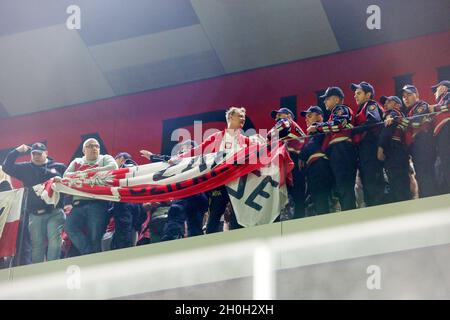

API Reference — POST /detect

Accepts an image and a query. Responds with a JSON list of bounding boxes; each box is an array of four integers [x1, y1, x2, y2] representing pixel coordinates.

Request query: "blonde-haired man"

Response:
[[176, 107, 250, 233]]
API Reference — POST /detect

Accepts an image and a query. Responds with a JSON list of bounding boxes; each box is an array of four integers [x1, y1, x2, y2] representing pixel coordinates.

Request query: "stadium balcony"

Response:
[[1, 193, 449, 299]]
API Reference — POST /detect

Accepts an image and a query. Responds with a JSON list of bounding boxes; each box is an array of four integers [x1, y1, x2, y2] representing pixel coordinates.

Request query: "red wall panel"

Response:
[[0, 31, 449, 170]]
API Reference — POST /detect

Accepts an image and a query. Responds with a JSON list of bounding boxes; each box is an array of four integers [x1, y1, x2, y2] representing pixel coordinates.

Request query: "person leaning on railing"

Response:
[[268, 107, 307, 220], [299, 106, 334, 215], [429, 80, 450, 193], [377, 96, 412, 202], [172, 106, 250, 234], [398, 85, 438, 198], [307, 87, 357, 211], [350, 81, 387, 207], [61, 138, 118, 256]]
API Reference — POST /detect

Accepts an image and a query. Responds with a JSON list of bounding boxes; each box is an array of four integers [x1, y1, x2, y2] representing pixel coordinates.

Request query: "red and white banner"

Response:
[[45, 141, 293, 227], [226, 162, 289, 227], [0, 189, 24, 258]]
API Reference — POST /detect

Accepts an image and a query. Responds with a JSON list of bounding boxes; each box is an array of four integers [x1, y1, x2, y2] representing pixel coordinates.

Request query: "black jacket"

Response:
[[299, 134, 325, 166], [2, 149, 67, 211]]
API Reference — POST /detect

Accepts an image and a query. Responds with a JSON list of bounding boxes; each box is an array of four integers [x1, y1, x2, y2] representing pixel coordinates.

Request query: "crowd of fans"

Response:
[[0, 79, 448, 267]]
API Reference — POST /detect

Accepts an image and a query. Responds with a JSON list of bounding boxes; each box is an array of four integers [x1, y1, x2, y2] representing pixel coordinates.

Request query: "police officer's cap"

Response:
[[320, 87, 344, 99], [431, 80, 450, 93], [401, 84, 418, 94], [380, 95, 402, 106], [300, 106, 323, 117], [351, 81, 375, 97], [270, 107, 294, 119]]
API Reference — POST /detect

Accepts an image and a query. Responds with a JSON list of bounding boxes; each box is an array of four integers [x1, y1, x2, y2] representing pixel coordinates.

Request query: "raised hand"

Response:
[[16, 144, 31, 153], [140, 149, 153, 160], [307, 125, 317, 134]]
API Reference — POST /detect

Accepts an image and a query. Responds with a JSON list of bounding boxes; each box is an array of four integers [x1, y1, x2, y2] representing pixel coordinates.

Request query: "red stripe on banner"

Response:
[[119, 162, 262, 202], [54, 141, 294, 203], [57, 142, 292, 203], [69, 185, 116, 196], [117, 142, 292, 203], [0, 220, 20, 258]]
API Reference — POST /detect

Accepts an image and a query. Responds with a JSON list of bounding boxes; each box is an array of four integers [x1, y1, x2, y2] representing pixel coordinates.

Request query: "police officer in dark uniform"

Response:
[[270, 107, 307, 219], [307, 87, 357, 211], [351, 81, 386, 206], [299, 106, 333, 214], [400, 84, 438, 198], [377, 96, 411, 202], [430, 80, 450, 193]]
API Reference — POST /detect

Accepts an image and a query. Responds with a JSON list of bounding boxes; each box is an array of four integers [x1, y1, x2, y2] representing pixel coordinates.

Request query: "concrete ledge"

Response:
[[0, 194, 449, 299]]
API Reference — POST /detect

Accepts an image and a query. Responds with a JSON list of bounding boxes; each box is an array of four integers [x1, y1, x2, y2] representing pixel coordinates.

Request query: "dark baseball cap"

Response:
[[300, 106, 323, 117], [31, 142, 47, 153], [320, 86, 344, 99], [114, 152, 132, 160], [270, 107, 294, 119], [351, 81, 375, 97], [401, 84, 418, 94], [380, 95, 402, 105], [431, 80, 450, 93]]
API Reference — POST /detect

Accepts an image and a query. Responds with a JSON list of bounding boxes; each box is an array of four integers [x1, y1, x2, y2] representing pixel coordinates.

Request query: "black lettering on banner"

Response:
[[245, 176, 279, 211], [211, 165, 229, 177], [180, 155, 208, 173], [220, 166, 230, 174], [225, 175, 247, 200], [190, 165, 229, 185], [129, 188, 148, 195], [192, 175, 209, 185], [175, 182, 189, 190], [211, 151, 226, 169], [153, 165, 176, 182], [181, 156, 196, 173], [251, 170, 261, 177], [149, 187, 165, 195], [198, 155, 208, 172]]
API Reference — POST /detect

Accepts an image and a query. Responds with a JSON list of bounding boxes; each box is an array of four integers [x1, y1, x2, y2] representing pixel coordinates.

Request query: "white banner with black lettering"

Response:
[[42, 141, 293, 228], [226, 163, 288, 227]]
